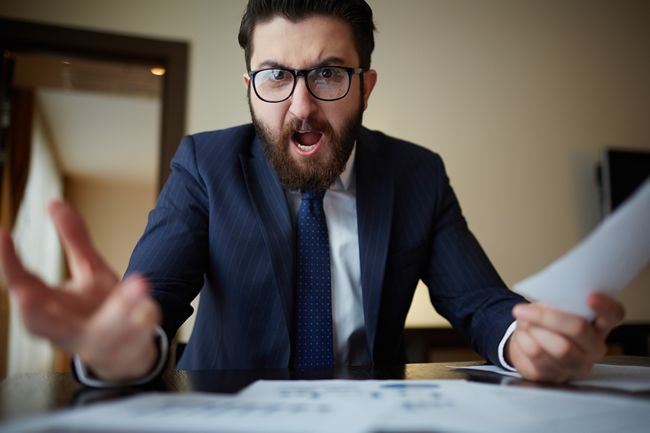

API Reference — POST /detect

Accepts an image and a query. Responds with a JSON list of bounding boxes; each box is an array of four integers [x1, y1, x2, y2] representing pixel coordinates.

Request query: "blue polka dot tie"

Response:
[[293, 190, 334, 368]]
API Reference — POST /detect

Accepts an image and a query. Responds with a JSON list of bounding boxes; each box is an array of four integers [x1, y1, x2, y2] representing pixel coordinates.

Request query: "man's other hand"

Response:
[[0, 200, 161, 382], [507, 294, 625, 382]]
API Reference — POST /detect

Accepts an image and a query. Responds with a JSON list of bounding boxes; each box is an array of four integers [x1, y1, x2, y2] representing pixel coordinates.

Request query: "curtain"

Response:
[[5, 93, 64, 376]]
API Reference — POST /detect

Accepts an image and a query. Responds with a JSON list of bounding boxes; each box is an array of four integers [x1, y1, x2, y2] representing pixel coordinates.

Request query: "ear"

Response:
[[242, 72, 251, 89], [361, 69, 377, 110]]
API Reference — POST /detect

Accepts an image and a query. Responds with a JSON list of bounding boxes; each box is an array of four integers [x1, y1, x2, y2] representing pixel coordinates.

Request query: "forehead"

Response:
[[250, 15, 359, 69]]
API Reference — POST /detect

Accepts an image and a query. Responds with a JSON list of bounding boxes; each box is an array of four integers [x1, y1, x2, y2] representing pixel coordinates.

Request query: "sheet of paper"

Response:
[[374, 379, 650, 433], [514, 178, 650, 319], [2, 380, 649, 433], [451, 363, 650, 392], [0, 391, 379, 433], [240, 379, 650, 433], [237, 378, 447, 402]]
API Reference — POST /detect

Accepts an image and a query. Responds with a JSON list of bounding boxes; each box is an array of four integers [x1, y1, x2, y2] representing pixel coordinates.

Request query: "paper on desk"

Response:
[[514, 178, 650, 319], [451, 363, 650, 392], [0, 391, 379, 433], [374, 379, 650, 433], [240, 379, 650, 433], [2, 380, 649, 433], [237, 378, 447, 402]]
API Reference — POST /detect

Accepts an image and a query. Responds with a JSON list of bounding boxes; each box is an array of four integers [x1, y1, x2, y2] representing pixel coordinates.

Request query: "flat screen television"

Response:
[[598, 147, 650, 216]]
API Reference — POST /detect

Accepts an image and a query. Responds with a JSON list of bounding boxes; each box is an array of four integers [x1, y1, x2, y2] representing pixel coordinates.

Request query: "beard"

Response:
[[250, 98, 363, 192]]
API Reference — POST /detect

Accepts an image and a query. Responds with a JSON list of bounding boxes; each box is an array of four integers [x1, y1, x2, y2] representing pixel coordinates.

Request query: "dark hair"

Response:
[[238, 0, 375, 70]]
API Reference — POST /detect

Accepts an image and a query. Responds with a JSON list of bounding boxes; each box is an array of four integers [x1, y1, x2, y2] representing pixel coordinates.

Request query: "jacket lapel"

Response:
[[355, 128, 395, 360], [240, 137, 295, 333]]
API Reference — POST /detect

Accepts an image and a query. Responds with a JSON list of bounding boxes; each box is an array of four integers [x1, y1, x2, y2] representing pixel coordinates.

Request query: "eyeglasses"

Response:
[[248, 66, 365, 103]]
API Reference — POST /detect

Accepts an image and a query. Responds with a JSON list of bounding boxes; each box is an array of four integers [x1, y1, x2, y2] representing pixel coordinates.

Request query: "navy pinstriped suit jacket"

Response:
[[126, 124, 525, 370]]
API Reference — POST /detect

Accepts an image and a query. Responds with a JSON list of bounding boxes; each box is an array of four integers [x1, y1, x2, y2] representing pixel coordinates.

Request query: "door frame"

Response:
[[0, 17, 188, 189]]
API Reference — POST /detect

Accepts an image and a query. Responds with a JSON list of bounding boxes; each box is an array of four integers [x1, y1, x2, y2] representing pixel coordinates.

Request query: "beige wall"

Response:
[[66, 178, 156, 276], [2, 0, 648, 326]]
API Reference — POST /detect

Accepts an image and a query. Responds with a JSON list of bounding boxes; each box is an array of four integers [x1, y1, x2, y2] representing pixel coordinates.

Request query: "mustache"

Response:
[[284, 116, 333, 137], [290, 118, 314, 132]]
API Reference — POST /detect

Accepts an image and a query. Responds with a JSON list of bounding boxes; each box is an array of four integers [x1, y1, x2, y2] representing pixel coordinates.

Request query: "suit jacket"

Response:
[[126, 124, 525, 370]]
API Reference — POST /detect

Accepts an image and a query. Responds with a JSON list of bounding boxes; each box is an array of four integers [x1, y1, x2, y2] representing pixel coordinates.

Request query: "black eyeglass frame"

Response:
[[248, 66, 365, 103]]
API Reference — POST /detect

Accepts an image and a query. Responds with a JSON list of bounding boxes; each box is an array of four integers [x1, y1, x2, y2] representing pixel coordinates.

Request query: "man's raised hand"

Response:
[[0, 200, 161, 382]]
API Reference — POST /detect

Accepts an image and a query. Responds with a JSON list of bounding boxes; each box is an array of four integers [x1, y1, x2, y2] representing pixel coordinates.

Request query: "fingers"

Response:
[[513, 303, 598, 354], [524, 324, 597, 379], [0, 228, 59, 301], [524, 325, 582, 365], [1, 228, 111, 351], [4, 206, 159, 382], [17, 288, 87, 351], [48, 201, 115, 287], [588, 293, 625, 336], [93, 274, 151, 323], [509, 327, 570, 382]]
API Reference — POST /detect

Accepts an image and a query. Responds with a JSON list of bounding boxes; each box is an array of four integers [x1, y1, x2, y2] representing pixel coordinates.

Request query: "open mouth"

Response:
[[292, 131, 323, 156]]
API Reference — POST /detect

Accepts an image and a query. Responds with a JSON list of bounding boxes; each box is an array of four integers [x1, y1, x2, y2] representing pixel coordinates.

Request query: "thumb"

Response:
[[588, 293, 625, 336], [117, 274, 150, 307], [78, 275, 156, 372], [99, 274, 151, 321]]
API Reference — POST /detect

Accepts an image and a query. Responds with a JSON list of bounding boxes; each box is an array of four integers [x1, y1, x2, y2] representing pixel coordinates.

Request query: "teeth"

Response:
[[297, 143, 316, 151]]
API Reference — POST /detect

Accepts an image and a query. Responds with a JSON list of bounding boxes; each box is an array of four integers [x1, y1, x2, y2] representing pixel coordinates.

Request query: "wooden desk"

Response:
[[1, 357, 649, 423]]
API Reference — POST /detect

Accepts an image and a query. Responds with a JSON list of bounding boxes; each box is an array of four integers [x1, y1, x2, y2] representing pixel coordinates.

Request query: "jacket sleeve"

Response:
[[126, 135, 210, 344], [421, 155, 526, 366]]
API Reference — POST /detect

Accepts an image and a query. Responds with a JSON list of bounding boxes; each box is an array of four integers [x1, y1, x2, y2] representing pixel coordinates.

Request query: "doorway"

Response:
[[0, 18, 188, 379]]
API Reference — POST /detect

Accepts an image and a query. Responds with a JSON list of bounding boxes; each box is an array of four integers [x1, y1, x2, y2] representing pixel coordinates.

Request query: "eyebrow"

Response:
[[255, 56, 347, 70]]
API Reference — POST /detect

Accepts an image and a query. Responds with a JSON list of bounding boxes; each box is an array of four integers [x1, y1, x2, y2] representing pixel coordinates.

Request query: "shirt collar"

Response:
[[336, 143, 356, 191]]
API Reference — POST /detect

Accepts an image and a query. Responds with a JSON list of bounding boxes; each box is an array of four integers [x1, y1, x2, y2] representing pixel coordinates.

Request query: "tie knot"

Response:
[[301, 190, 326, 202]]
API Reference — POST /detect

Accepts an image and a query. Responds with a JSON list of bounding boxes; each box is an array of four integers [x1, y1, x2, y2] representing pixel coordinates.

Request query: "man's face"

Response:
[[243, 15, 377, 191]]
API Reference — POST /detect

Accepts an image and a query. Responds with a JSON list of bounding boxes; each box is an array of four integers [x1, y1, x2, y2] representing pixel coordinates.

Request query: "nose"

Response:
[[288, 76, 317, 119]]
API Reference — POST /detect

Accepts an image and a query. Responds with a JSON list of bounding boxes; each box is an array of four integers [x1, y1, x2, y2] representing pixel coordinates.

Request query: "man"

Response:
[[0, 0, 623, 386]]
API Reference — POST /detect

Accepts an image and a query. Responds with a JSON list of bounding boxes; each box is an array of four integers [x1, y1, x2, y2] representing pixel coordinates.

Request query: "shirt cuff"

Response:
[[73, 325, 168, 388], [497, 320, 518, 372]]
